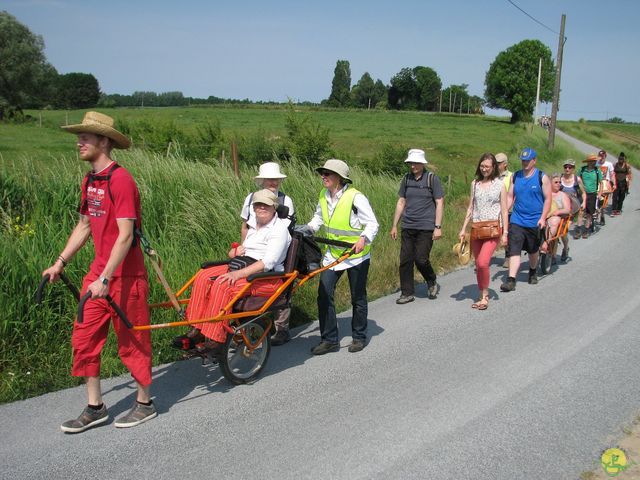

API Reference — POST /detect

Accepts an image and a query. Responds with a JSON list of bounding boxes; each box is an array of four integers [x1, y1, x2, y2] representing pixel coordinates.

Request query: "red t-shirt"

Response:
[[79, 163, 146, 277]]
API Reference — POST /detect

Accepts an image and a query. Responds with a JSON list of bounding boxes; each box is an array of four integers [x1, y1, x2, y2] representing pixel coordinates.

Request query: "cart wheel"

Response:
[[221, 318, 271, 385], [539, 251, 552, 275]]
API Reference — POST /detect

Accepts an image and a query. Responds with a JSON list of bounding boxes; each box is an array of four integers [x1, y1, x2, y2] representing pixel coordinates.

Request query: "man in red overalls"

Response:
[[42, 112, 155, 433]]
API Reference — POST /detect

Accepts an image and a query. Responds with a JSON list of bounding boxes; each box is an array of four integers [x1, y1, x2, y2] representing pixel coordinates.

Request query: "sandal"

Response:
[[476, 295, 489, 311], [172, 328, 205, 351]]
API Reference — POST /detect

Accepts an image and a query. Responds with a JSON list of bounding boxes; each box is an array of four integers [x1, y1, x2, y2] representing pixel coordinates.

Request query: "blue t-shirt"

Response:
[[510, 168, 545, 228]]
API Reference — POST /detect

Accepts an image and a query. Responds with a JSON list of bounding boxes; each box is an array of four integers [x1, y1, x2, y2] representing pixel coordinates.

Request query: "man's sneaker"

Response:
[[500, 277, 516, 292], [348, 339, 366, 353], [528, 271, 538, 285], [310, 341, 339, 355], [271, 329, 291, 346], [427, 282, 439, 299], [560, 248, 569, 262], [61, 404, 109, 434], [582, 230, 589, 239], [114, 401, 157, 428], [395, 295, 415, 305]]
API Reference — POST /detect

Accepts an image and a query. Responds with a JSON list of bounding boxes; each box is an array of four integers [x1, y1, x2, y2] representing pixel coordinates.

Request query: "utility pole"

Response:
[[548, 14, 566, 149], [534, 57, 542, 125]]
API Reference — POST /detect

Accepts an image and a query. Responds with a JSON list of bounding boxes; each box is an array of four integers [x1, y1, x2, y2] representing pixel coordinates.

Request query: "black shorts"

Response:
[[585, 192, 597, 215], [507, 223, 541, 256]]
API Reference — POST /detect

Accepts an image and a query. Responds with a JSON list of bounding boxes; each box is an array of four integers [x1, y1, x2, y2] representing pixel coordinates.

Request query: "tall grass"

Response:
[[1, 108, 586, 402]]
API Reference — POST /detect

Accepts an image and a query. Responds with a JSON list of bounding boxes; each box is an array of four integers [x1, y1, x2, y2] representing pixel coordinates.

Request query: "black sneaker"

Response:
[[395, 295, 415, 305], [310, 341, 339, 355], [500, 277, 516, 292], [114, 401, 157, 428], [528, 271, 538, 285], [61, 404, 109, 433], [348, 339, 366, 353], [427, 282, 439, 299], [271, 330, 291, 346], [560, 248, 569, 262]]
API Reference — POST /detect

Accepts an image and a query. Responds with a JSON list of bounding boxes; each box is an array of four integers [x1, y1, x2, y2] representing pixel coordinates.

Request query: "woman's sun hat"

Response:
[[61, 111, 131, 149], [452, 235, 471, 266], [404, 149, 428, 164], [316, 159, 352, 183], [255, 162, 287, 180], [251, 189, 279, 208]]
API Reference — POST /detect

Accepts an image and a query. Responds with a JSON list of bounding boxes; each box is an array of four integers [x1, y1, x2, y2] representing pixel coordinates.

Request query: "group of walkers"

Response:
[[41, 111, 632, 434]]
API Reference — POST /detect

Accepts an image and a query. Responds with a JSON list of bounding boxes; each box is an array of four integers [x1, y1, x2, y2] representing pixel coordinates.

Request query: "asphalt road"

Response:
[[2, 133, 638, 480]]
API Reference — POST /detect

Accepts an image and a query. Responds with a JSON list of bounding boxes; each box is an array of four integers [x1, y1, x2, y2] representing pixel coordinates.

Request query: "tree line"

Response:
[[2, 9, 557, 123]]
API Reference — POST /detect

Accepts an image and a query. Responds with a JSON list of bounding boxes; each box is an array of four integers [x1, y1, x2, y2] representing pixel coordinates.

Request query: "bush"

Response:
[[284, 104, 333, 164]]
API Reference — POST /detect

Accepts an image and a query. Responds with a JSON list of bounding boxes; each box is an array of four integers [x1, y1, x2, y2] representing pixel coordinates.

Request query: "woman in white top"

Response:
[[459, 153, 509, 310]]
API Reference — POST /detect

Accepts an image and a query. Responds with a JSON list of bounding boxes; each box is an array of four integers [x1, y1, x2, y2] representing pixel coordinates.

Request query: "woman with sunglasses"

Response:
[[560, 160, 586, 258], [541, 174, 572, 259]]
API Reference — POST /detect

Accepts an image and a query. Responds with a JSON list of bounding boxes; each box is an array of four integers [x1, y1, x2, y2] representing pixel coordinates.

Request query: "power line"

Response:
[[506, 0, 560, 36]]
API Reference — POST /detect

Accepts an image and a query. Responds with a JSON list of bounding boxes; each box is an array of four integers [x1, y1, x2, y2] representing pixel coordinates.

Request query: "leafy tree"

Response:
[[351, 72, 375, 109], [388, 67, 417, 110], [413, 66, 441, 111], [327, 60, 351, 107], [55, 72, 100, 109], [0, 11, 57, 119], [373, 80, 388, 107], [485, 39, 555, 123]]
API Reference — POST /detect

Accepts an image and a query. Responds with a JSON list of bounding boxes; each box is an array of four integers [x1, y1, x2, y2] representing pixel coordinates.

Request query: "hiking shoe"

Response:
[[395, 295, 415, 305], [61, 404, 109, 433], [500, 277, 516, 292], [599, 215, 605, 226], [582, 230, 589, 239], [427, 282, 440, 299], [271, 329, 291, 346], [573, 228, 581, 240], [310, 341, 339, 355], [114, 401, 157, 428], [348, 340, 366, 353], [560, 248, 569, 262], [528, 271, 538, 285]]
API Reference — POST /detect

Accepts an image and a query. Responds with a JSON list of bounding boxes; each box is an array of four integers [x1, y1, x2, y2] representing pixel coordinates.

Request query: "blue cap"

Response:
[[519, 148, 537, 161]]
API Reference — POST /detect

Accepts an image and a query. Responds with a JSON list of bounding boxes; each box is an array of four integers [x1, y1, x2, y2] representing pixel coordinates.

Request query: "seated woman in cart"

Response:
[[173, 189, 291, 356], [540, 173, 571, 254]]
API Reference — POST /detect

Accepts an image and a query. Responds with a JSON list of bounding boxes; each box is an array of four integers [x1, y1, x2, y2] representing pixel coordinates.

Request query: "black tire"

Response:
[[539, 252, 552, 275], [221, 318, 271, 385]]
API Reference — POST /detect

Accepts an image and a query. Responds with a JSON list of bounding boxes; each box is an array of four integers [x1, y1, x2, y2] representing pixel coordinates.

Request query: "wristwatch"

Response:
[[434, 225, 442, 229], [98, 276, 109, 286]]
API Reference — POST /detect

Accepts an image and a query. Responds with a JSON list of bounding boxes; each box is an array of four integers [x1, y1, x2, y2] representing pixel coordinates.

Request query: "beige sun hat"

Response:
[[316, 159, 352, 183], [251, 189, 279, 208], [404, 149, 428, 164], [61, 111, 131, 149], [495, 153, 508, 164], [452, 234, 471, 266]]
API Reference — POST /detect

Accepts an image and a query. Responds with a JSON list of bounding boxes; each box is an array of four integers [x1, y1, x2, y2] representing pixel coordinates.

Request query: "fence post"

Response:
[[166, 141, 172, 156]]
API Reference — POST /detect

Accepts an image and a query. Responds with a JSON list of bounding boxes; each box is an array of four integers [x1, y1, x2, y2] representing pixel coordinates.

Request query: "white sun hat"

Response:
[[255, 162, 287, 179], [404, 149, 428, 164]]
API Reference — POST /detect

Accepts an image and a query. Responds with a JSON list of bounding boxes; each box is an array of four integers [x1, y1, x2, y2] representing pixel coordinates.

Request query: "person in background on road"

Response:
[[240, 162, 295, 346], [541, 173, 571, 256], [42, 112, 155, 433], [596, 149, 616, 225], [301, 159, 379, 355], [612, 152, 632, 215], [390, 149, 444, 304], [458, 153, 508, 310], [496, 152, 512, 268], [500, 148, 551, 292], [559, 159, 586, 260], [577, 154, 603, 238]]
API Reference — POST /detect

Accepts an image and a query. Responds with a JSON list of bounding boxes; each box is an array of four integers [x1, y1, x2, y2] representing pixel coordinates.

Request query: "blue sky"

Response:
[[5, 0, 640, 121]]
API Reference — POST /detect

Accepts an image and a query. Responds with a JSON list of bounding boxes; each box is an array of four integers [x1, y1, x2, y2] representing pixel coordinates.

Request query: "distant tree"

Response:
[[373, 80, 388, 107], [485, 39, 555, 123], [413, 66, 441, 111], [388, 68, 417, 110], [327, 60, 351, 107], [55, 72, 100, 109], [607, 117, 624, 124], [351, 72, 375, 109], [0, 11, 57, 119]]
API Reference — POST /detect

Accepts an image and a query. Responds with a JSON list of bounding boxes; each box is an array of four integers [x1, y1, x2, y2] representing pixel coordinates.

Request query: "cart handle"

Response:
[[36, 273, 81, 304], [313, 237, 355, 249], [77, 292, 133, 329]]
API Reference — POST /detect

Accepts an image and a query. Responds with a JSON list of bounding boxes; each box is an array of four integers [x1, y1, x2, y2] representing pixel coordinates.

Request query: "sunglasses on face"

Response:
[[564, 165, 574, 169], [318, 169, 332, 177]]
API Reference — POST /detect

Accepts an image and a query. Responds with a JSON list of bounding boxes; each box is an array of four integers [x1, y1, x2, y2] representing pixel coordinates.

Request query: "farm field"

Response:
[[558, 120, 640, 166], [1, 105, 586, 401]]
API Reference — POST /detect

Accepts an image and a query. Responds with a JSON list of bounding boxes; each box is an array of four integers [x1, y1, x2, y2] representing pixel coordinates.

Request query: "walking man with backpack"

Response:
[[578, 154, 603, 238], [42, 112, 155, 433], [390, 149, 444, 304], [501, 148, 551, 292]]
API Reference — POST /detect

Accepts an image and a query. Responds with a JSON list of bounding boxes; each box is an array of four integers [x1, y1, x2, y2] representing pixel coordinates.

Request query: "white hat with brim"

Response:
[[316, 159, 352, 183], [255, 162, 287, 180], [251, 189, 279, 208], [61, 111, 131, 149], [404, 149, 427, 164]]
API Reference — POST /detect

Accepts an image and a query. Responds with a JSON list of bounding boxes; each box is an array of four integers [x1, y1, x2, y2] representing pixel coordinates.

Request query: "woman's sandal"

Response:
[[476, 295, 489, 311]]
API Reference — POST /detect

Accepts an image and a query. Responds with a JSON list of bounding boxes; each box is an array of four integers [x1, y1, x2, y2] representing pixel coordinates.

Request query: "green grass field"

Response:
[[1, 105, 587, 402]]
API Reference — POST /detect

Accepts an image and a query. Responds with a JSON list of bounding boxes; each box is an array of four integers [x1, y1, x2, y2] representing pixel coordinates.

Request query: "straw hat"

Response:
[[316, 159, 352, 183], [255, 162, 287, 179], [61, 111, 131, 149], [583, 154, 598, 163], [404, 149, 428, 164], [452, 235, 471, 266], [251, 189, 279, 208]]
